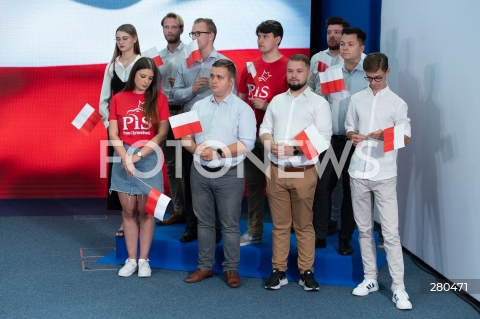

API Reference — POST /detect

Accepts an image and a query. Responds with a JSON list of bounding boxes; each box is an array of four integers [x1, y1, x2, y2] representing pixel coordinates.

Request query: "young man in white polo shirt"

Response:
[[345, 52, 412, 310]]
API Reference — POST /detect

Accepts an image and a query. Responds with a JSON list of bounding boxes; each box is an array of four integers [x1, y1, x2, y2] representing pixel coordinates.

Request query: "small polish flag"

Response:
[[294, 124, 328, 160], [318, 61, 329, 72], [383, 124, 405, 153], [319, 68, 345, 94], [142, 47, 164, 67], [246, 62, 260, 88], [169, 110, 203, 139], [185, 40, 201, 68], [72, 103, 102, 136], [145, 188, 171, 221]]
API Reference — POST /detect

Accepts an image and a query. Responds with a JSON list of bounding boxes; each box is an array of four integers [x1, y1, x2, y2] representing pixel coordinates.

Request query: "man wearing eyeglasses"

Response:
[[312, 28, 368, 256], [237, 20, 289, 247], [172, 18, 236, 243], [345, 53, 412, 310], [156, 12, 188, 228]]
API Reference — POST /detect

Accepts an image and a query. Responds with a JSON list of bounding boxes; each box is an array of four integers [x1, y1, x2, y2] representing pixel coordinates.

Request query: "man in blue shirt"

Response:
[[181, 59, 256, 288]]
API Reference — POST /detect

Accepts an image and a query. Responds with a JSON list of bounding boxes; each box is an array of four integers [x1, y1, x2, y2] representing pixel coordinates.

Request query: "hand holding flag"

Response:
[[319, 68, 345, 94], [72, 103, 102, 136], [383, 124, 405, 152], [142, 47, 164, 67], [294, 124, 328, 160], [145, 188, 171, 221], [169, 110, 203, 139], [185, 40, 201, 68]]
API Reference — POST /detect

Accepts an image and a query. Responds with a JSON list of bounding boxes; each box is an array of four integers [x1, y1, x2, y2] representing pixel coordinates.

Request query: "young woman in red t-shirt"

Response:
[[108, 57, 170, 277]]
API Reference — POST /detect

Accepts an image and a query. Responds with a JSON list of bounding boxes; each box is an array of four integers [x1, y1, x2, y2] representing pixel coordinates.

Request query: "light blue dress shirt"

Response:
[[172, 48, 237, 112], [158, 42, 185, 104], [191, 93, 256, 167]]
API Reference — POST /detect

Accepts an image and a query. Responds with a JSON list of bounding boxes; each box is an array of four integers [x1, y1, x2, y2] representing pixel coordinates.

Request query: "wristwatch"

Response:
[[293, 146, 300, 156], [216, 148, 223, 158], [136, 151, 142, 160]]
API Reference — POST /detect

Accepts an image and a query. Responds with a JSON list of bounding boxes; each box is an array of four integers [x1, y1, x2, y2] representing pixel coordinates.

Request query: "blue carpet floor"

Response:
[[1, 198, 479, 318]]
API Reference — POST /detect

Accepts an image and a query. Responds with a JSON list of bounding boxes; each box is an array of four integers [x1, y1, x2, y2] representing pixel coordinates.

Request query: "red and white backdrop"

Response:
[[0, 0, 311, 199]]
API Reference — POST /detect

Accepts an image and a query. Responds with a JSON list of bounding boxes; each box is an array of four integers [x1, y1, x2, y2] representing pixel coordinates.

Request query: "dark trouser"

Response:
[[182, 146, 196, 227], [244, 138, 267, 236], [107, 131, 122, 210], [312, 135, 356, 240]]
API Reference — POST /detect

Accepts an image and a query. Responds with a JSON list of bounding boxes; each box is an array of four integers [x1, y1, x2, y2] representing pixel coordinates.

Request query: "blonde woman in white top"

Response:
[[99, 24, 141, 237]]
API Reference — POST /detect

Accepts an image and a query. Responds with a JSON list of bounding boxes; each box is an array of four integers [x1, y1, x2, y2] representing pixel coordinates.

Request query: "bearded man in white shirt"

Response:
[[345, 52, 412, 310]]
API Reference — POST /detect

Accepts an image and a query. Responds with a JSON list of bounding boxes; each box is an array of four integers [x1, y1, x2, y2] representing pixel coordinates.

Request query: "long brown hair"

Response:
[[109, 24, 141, 72], [123, 57, 160, 128]]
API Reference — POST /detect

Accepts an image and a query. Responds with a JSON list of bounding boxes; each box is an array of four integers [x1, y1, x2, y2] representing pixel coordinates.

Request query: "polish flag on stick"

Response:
[[145, 188, 171, 221], [246, 62, 260, 88], [318, 61, 329, 72], [319, 68, 345, 94], [185, 40, 201, 68], [294, 124, 328, 160], [383, 124, 405, 153], [142, 47, 164, 67], [169, 110, 203, 139], [72, 103, 102, 136]]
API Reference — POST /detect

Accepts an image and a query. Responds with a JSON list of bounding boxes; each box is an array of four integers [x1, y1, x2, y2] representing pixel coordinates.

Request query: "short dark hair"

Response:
[[288, 54, 310, 69], [212, 59, 236, 79], [256, 20, 283, 46], [363, 53, 389, 73], [194, 18, 217, 41], [341, 27, 366, 46], [325, 16, 350, 28], [161, 12, 184, 29]]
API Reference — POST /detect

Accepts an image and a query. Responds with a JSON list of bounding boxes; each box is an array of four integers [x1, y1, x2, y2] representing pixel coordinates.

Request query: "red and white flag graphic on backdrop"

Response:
[[319, 68, 345, 94], [71, 103, 102, 136], [169, 110, 203, 139], [185, 40, 201, 68], [145, 188, 171, 221], [383, 124, 405, 153], [246, 61, 260, 88], [294, 124, 328, 160], [318, 61, 329, 72], [142, 47, 164, 67]]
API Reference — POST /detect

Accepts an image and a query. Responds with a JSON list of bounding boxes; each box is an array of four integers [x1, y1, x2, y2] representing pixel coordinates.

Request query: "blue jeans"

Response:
[[190, 164, 244, 271]]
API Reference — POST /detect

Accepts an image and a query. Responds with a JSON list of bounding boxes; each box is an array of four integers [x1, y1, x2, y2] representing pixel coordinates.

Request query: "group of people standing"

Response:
[[98, 13, 412, 310]]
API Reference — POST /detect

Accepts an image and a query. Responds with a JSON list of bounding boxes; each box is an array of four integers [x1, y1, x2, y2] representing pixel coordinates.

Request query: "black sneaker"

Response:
[[299, 270, 319, 291], [265, 269, 288, 290]]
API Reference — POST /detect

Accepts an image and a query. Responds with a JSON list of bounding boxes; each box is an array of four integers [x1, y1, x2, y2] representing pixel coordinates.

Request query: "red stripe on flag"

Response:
[[145, 188, 161, 217], [186, 50, 201, 68], [318, 61, 329, 72], [152, 56, 163, 67], [383, 126, 395, 152], [320, 78, 345, 94], [172, 121, 203, 139], [295, 131, 319, 161], [79, 111, 102, 136]]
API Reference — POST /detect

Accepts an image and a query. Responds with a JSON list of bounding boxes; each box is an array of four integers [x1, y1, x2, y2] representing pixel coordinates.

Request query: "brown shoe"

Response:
[[224, 270, 241, 288], [156, 212, 185, 226], [185, 269, 213, 283]]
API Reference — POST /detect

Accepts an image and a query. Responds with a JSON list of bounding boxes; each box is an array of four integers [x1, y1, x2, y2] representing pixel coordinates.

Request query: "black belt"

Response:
[[201, 165, 237, 173], [332, 134, 348, 141], [271, 162, 315, 172], [169, 104, 183, 111]]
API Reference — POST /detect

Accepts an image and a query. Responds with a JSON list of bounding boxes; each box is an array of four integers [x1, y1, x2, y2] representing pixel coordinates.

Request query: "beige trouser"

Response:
[[350, 176, 405, 291], [266, 164, 318, 273]]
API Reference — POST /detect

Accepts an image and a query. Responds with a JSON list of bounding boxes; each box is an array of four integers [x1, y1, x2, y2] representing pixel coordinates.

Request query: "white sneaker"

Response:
[[118, 258, 137, 277], [392, 289, 412, 310], [137, 259, 152, 277], [352, 278, 379, 296], [240, 230, 262, 246]]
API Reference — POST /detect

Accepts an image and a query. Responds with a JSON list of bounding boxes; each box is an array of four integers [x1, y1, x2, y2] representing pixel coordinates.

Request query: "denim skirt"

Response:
[[110, 143, 164, 195]]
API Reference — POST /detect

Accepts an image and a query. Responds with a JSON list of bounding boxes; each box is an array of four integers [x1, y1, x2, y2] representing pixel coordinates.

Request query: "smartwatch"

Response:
[[293, 146, 300, 156], [216, 148, 223, 158]]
